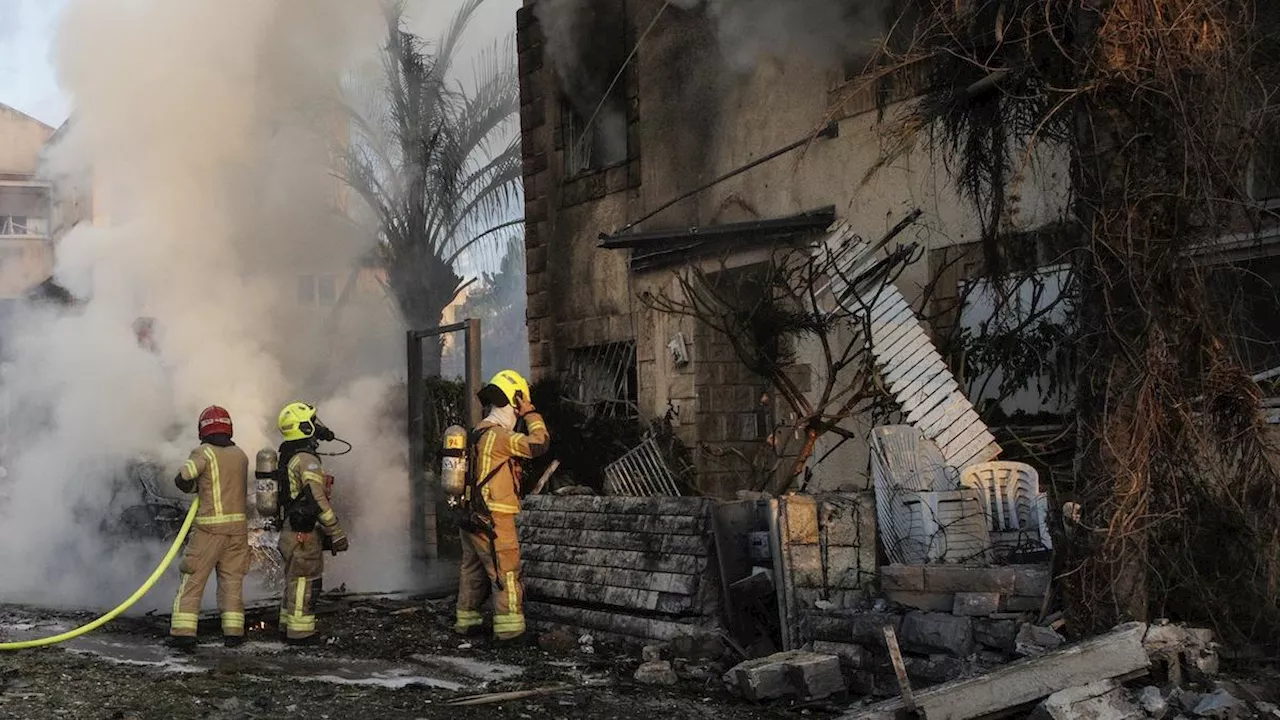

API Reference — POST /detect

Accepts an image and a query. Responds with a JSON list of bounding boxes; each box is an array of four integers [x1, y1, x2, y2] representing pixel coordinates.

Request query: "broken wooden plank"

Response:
[[517, 510, 706, 535], [525, 601, 711, 642], [515, 526, 710, 555], [839, 622, 1151, 720], [521, 495, 715, 516], [523, 559, 699, 595], [530, 459, 561, 495], [521, 543, 710, 575], [524, 577, 696, 614], [445, 684, 576, 706], [883, 625, 920, 717]]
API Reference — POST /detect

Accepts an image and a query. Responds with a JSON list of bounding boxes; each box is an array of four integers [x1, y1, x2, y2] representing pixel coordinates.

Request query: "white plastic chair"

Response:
[[871, 426, 988, 564], [959, 461, 1053, 551]]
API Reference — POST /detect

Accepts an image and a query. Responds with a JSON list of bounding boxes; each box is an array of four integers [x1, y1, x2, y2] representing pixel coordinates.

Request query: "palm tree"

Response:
[[341, 0, 522, 374]]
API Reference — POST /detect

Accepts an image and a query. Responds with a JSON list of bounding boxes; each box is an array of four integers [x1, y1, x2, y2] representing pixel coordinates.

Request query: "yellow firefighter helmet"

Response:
[[487, 369, 531, 407], [277, 401, 319, 441]]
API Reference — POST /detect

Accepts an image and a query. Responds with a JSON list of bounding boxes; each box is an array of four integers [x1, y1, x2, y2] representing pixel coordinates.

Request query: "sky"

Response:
[[0, 0, 69, 126], [0, 0, 520, 128]]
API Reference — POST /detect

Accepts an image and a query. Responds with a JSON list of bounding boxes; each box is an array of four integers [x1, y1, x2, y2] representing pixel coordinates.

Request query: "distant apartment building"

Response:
[[0, 104, 55, 312]]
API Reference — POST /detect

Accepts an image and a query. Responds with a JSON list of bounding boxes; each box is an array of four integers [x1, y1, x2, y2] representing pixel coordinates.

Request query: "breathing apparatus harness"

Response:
[[447, 422, 519, 591], [270, 419, 350, 542]]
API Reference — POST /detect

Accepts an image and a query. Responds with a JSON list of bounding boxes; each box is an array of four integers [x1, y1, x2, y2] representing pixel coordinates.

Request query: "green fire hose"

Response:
[[0, 499, 199, 650]]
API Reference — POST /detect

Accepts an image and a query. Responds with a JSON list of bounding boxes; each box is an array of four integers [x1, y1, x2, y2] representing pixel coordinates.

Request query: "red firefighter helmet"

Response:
[[198, 405, 233, 439]]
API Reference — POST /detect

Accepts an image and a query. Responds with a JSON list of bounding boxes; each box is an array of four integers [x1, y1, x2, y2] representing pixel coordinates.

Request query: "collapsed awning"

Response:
[[599, 206, 836, 272]]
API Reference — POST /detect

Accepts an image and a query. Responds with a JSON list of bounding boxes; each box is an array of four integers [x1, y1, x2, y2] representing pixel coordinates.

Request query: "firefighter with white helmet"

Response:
[[168, 405, 251, 649], [453, 370, 550, 643], [274, 401, 348, 645]]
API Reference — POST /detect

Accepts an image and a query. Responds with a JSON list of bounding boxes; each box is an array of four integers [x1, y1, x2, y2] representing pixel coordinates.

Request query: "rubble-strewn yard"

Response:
[[0, 598, 791, 720]]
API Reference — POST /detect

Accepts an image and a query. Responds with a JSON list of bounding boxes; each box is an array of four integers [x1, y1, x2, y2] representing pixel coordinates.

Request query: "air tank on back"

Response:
[[440, 425, 467, 499], [254, 447, 279, 517]]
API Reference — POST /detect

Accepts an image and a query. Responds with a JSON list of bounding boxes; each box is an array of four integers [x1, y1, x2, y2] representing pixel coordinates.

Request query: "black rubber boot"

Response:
[[223, 635, 245, 648], [285, 634, 324, 647], [166, 636, 198, 652]]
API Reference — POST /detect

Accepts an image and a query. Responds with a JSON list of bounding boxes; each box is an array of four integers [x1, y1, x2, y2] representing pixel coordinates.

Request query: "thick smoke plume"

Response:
[[0, 0, 440, 611], [535, 0, 888, 163], [669, 0, 889, 72]]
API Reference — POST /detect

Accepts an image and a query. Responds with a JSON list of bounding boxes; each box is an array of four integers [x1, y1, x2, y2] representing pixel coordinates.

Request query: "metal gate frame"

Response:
[[407, 319, 482, 559]]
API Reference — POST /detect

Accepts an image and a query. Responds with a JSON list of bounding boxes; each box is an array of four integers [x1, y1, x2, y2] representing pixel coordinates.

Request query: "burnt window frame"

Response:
[[557, 0, 632, 179], [561, 340, 640, 419]]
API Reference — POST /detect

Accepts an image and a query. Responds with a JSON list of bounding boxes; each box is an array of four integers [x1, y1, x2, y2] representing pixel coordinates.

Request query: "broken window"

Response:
[[562, 341, 638, 419], [555, 0, 630, 176], [0, 217, 27, 235]]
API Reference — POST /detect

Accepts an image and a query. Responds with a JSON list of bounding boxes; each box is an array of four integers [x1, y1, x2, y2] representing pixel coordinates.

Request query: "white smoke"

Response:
[[669, 0, 888, 73], [0, 0, 455, 612]]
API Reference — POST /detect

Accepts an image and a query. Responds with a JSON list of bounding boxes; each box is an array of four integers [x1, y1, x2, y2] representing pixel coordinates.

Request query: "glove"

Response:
[[330, 535, 349, 555]]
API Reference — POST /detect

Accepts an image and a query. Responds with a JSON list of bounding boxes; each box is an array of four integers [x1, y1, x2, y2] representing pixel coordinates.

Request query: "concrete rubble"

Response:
[[839, 622, 1152, 719], [1030, 679, 1141, 720], [723, 650, 846, 702]]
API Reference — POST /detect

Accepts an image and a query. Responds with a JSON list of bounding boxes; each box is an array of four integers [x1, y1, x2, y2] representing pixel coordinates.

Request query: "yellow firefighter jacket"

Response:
[[179, 443, 250, 535], [286, 450, 345, 540], [470, 412, 550, 515]]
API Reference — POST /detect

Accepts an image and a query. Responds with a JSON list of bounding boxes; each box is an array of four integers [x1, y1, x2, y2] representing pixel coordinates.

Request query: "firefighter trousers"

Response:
[[277, 529, 324, 640], [170, 528, 249, 638], [455, 512, 524, 640]]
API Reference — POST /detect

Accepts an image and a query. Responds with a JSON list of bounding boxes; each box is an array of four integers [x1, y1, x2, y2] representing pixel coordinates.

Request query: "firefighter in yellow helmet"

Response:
[[455, 370, 550, 643], [275, 402, 348, 645], [168, 405, 250, 650]]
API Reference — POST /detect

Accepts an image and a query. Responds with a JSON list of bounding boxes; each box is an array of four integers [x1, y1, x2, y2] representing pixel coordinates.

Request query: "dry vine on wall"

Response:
[[849, 0, 1280, 642]]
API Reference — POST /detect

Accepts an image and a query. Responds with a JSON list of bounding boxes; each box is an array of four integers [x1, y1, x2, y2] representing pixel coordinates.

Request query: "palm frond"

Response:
[[337, 0, 521, 330]]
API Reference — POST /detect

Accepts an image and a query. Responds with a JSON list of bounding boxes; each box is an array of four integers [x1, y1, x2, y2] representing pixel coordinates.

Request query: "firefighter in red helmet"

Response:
[[167, 405, 251, 650]]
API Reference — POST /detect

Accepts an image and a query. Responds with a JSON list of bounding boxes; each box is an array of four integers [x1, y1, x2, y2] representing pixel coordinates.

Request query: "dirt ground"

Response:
[[0, 597, 806, 720]]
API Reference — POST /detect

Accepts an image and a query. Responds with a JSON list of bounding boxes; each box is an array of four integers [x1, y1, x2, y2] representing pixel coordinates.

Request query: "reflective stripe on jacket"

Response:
[[178, 443, 249, 534], [472, 412, 550, 515]]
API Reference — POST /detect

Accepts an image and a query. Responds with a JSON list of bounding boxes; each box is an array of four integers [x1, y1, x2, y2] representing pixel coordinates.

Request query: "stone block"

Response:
[[849, 612, 902, 646], [811, 641, 873, 670], [905, 654, 968, 685], [820, 499, 860, 547], [725, 650, 844, 702], [1030, 680, 1139, 720], [973, 618, 1018, 653], [526, 245, 547, 274], [826, 546, 862, 590], [789, 545, 824, 588], [923, 566, 1015, 593], [1013, 564, 1052, 597], [1015, 623, 1065, 657], [900, 611, 975, 658], [785, 495, 820, 545], [953, 592, 1001, 617], [668, 373, 695, 400], [1002, 595, 1044, 612], [880, 565, 925, 592], [886, 591, 955, 612], [786, 653, 846, 701]]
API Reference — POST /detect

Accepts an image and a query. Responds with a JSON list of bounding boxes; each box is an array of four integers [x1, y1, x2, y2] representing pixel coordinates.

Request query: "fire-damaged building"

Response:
[[511, 1, 1273, 704], [516, 0, 1073, 497]]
